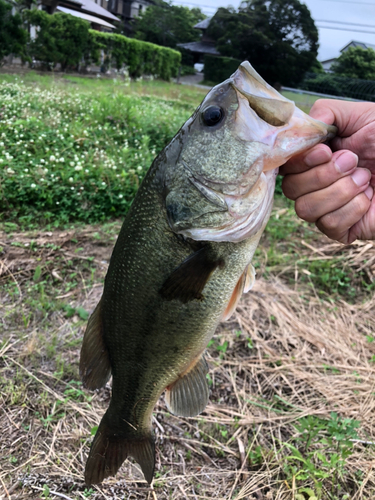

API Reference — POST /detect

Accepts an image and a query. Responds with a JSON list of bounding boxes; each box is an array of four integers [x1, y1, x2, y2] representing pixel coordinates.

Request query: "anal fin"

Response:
[[222, 263, 256, 321], [80, 298, 111, 390], [165, 355, 209, 417], [160, 247, 223, 303]]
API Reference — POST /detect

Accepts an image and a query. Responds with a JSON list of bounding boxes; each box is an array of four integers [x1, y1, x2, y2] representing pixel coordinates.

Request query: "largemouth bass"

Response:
[[80, 61, 336, 485]]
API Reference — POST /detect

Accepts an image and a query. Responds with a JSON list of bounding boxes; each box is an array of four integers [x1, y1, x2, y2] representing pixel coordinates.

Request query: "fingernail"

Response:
[[351, 169, 371, 187], [335, 152, 358, 173], [365, 186, 373, 200], [305, 148, 331, 167]]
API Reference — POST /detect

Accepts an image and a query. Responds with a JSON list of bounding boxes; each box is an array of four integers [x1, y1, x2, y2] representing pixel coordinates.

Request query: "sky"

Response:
[[170, 0, 375, 61]]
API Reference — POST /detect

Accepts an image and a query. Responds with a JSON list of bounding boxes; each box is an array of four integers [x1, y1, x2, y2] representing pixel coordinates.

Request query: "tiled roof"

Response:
[[80, 0, 119, 22], [194, 17, 211, 30]]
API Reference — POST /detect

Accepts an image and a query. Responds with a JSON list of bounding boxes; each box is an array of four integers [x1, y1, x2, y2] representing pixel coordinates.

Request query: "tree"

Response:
[[24, 10, 90, 70], [133, 0, 205, 49], [207, 0, 318, 87], [332, 47, 375, 80], [0, 0, 28, 64]]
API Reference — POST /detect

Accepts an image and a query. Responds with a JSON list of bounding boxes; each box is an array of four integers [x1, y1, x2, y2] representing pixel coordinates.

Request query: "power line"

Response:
[[170, 0, 375, 8], [312, 0, 375, 4], [316, 19, 375, 28], [317, 25, 375, 34]]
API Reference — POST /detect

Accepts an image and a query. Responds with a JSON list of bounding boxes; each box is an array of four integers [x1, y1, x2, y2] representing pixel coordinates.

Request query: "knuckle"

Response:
[[295, 196, 316, 222], [312, 166, 330, 188], [352, 192, 371, 217], [281, 176, 298, 200], [319, 212, 338, 233]]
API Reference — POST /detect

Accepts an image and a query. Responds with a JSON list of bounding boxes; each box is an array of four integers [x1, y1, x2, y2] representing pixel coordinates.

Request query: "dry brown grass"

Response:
[[1, 216, 375, 500]]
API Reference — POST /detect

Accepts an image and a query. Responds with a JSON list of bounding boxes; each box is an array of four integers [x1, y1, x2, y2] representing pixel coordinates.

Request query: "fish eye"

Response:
[[202, 106, 223, 127]]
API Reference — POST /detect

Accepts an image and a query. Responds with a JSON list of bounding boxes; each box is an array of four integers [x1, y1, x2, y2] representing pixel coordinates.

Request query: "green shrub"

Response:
[[0, 0, 28, 64], [203, 54, 241, 84], [24, 10, 90, 71], [87, 31, 181, 79], [300, 72, 375, 102]]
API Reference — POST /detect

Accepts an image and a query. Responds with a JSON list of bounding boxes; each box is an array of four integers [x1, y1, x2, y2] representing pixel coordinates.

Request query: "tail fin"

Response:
[[84, 412, 155, 485]]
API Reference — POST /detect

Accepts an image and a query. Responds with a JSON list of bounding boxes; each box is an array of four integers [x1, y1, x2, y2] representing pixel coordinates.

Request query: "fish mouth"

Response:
[[229, 62, 337, 171]]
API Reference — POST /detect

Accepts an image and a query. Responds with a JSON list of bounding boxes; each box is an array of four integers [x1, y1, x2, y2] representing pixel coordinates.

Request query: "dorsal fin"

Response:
[[80, 298, 111, 390]]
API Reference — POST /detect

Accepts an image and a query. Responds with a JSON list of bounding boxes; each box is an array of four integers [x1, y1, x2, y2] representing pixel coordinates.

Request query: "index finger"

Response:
[[279, 144, 332, 176]]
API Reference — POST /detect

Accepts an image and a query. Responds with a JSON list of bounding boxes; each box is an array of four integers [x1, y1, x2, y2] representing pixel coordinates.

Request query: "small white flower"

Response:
[[75, 165, 82, 171], [101, 182, 106, 186], [69, 177, 73, 182], [40, 159, 45, 164], [137, 166, 142, 171], [7, 168, 15, 174], [85, 169, 89, 173], [70, 162, 75, 167], [119, 194, 123, 199], [44, 168, 48, 173], [49, 155, 56, 162], [56, 201, 60, 205], [30, 183, 36, 188], [71, 186, 75, 190], [24, 168, 28, 172], [59, 158, 64, 163]]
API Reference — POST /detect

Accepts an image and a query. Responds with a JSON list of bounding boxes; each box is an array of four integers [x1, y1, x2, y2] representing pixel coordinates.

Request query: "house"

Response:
[[32, 0, 152, 33], [38, 0, 119, 31], [103, 0, 154, 35], [321, 40, 375, 72], [177, 17, 220, 65]]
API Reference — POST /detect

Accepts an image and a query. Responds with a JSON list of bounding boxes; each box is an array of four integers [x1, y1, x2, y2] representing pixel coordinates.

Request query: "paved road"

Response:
[[177, 72, 212, 89]]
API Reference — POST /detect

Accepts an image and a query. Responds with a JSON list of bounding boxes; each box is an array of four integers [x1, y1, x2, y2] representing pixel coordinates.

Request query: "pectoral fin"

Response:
[[80, 298, 111, 390], [160, 248, 223, 303], [165, 355, 209, 417], [222, 264, 256, 321]]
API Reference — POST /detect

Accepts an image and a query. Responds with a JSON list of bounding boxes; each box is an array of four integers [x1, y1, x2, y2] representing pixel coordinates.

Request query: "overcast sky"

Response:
[[171, 0, 375, 61]]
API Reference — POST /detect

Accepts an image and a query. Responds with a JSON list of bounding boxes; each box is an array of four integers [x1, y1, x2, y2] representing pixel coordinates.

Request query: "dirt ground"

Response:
[[1, 222, 375, 500]]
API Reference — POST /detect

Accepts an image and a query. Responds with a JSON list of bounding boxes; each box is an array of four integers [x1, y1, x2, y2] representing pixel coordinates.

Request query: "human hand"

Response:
[[280, 99, 375, 244]]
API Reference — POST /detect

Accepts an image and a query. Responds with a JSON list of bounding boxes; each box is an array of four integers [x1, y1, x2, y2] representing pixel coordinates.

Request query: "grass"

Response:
[[1, 71, 375, 500], [0, 71, 207, 227]]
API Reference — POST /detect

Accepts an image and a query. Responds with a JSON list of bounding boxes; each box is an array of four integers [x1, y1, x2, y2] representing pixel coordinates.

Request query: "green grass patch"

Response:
[[0, 74, 206, 227]]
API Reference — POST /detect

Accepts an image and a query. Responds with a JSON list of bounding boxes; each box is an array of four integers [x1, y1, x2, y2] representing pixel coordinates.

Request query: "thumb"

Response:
[[308, 99, 337, 126]]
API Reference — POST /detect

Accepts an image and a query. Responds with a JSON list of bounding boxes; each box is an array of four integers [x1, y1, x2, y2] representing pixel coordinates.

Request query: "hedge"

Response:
[[24, 10, 181, 79], [25, 10, 90, 71], [0, 0, 28, 64], [300, 72, 375, 102], [88, 30, 181, 79], [203, 54, 242, 83]]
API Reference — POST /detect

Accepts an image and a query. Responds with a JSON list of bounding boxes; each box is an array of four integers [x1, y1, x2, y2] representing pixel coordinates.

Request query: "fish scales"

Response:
[[80, 61, 336, 485]]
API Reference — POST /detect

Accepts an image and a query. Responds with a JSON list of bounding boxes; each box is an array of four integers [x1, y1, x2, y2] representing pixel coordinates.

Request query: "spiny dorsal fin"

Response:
[[160, 248, 224, 303], [80, 298, 111, 390], [85, 411, 155, 485], [222, 264, 256, 321], [165, 354, 209, 417]]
